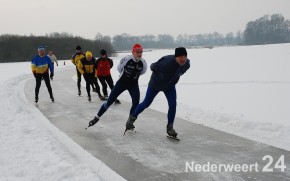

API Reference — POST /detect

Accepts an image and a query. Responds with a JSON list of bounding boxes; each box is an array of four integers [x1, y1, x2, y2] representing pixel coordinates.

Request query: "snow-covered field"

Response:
[[0, 43, 289, 180]]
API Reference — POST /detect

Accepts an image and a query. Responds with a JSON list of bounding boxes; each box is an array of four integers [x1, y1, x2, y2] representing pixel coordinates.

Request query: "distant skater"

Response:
[[31, 46, 55, 103], [95, 49, 120, 103], [71, 45, 85, 96], [47, 49, 58, 80], [77, 51, 103, 101]]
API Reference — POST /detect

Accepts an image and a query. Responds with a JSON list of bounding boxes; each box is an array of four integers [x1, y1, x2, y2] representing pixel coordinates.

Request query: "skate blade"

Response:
[[123, 128, 136, 136], [167, 135, 180, 141]]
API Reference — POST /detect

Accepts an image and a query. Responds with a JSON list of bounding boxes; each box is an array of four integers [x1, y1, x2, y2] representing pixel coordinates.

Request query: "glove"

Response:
[[50, 72, 54, 78]]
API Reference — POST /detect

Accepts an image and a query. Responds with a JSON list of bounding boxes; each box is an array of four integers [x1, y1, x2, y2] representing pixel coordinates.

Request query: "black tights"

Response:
[[35, 73, 53, 99]]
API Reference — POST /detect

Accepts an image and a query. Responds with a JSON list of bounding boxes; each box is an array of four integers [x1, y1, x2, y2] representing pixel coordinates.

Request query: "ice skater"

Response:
[[87, 44, 147, 128], [31, 46, 55, 103], [47, 49, 58, 80], [125, 47, 190, 138], [77, 51, 103, 101], [71, 45, 85, 96], [95, 49, 120, 103]]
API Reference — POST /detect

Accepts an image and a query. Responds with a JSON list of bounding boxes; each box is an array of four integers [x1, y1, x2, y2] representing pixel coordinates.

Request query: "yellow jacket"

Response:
[[77, 57, 96, 74], [31, 55, 53, 74], [71, 52, 85, 66]]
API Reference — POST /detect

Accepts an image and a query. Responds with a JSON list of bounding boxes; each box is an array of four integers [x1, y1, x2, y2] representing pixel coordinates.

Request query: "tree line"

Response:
[[244, 14, 290, 45], [0, 14, 289, 63], [0, 32, 115, 63], [96, 32, 243, 51], [97, 14, 289, 50]]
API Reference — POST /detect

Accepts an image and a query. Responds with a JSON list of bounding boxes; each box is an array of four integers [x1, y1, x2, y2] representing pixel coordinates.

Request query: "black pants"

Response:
[[98, 75, 114, 96], [93, 77, 102, 96], [83, 73, 97, 97], [76, 67, 81, 92], [97, 81, 139, 117], [35, 73, 53, 99]]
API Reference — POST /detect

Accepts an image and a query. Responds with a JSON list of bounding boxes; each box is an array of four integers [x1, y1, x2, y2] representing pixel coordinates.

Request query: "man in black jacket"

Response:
[[125, 47, 190, 138], [88, 44, 147, 127]]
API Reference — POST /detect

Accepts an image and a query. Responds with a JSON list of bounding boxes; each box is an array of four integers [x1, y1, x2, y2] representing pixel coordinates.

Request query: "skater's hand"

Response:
[[50, 72, 54, 78]]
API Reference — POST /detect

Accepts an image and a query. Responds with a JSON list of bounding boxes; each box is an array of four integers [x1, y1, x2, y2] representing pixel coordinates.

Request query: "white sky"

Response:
[[1, 0, 290, 39]]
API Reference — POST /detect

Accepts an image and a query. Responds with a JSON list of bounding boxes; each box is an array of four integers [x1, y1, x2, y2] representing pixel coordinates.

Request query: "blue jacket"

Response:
[[149, 55, 190, 91], [31, 55, 54, 74]]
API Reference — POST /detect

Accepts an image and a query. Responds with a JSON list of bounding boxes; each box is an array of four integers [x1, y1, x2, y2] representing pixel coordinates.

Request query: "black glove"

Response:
[[50, 72, 54, 78]]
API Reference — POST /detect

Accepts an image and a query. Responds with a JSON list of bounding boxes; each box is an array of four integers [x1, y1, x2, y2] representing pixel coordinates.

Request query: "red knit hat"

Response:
[[132, 44, 143, 52]]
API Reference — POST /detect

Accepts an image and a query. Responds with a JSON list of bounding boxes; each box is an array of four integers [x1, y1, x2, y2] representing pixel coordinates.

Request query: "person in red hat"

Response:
[[88, 44, 147, 127]]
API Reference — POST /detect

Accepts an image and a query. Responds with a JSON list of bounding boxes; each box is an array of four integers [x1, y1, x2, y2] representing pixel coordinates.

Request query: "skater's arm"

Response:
[[150, 57, 164, 72], [77, 60, 85, 74], [117, 56, 129, 73], [180, 59, 190, 74], [47, 56, 54, 74], [71, 54, 77, 65], [140, 59, 147, 75], [109, 58, 113, 68], [94, 58, 100, 70], [53, 55, 58, 66], [31, 55, 39, 77]]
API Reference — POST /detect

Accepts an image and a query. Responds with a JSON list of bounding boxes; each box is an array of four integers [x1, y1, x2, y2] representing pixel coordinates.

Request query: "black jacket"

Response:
[[149, 55, 190, 91]]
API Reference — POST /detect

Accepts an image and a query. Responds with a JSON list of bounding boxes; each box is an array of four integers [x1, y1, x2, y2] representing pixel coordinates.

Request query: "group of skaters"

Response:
[[31, 44, 190, 138], [71, 45, 120, 103]]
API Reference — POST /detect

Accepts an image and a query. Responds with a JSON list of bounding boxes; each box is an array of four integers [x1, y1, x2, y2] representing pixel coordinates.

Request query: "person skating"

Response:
[[47, 49, 58, 80], [125, 47, 190, 138], [31, 46, 55, 103], [77, 51, 103, 101], [71, 45, 85, 96], [95, 49, 120, 103], [87, 44, 147, 127]]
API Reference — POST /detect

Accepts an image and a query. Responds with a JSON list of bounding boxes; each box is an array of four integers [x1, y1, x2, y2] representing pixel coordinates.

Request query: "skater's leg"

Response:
[[96, 81, 125, 117], [106, 75, 115, 90], [127, 84, 140, 115], [43, 73, 53, 98], [76, 68, 81, 92], [98, 76, 108, 96], [84, 74, 94, 97], [94, 77, 102, 97], [35, 73, 42, 99], [164, 86, 177, 126], [50, 64, 54, 79], [131, 86, 159, 117]]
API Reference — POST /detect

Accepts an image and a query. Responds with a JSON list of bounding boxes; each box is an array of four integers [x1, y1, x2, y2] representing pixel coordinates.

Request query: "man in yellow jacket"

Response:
[[71, 45, 85, 96], [77, 51, 103, 101]]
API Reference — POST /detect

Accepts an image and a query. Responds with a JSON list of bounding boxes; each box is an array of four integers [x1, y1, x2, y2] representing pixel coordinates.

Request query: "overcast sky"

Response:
[[1, 0, 290, 39]]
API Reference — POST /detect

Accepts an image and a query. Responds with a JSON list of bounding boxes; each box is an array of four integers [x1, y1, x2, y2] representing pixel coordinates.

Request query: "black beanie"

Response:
[[175, 47, 187, 57], [100, 49, 107, 55], [76, 45, 82, 50]]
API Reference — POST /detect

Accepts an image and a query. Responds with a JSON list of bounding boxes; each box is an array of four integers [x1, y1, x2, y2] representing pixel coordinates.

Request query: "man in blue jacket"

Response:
[[125, 47, 190, 138], [31, 46, 54, 103]]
